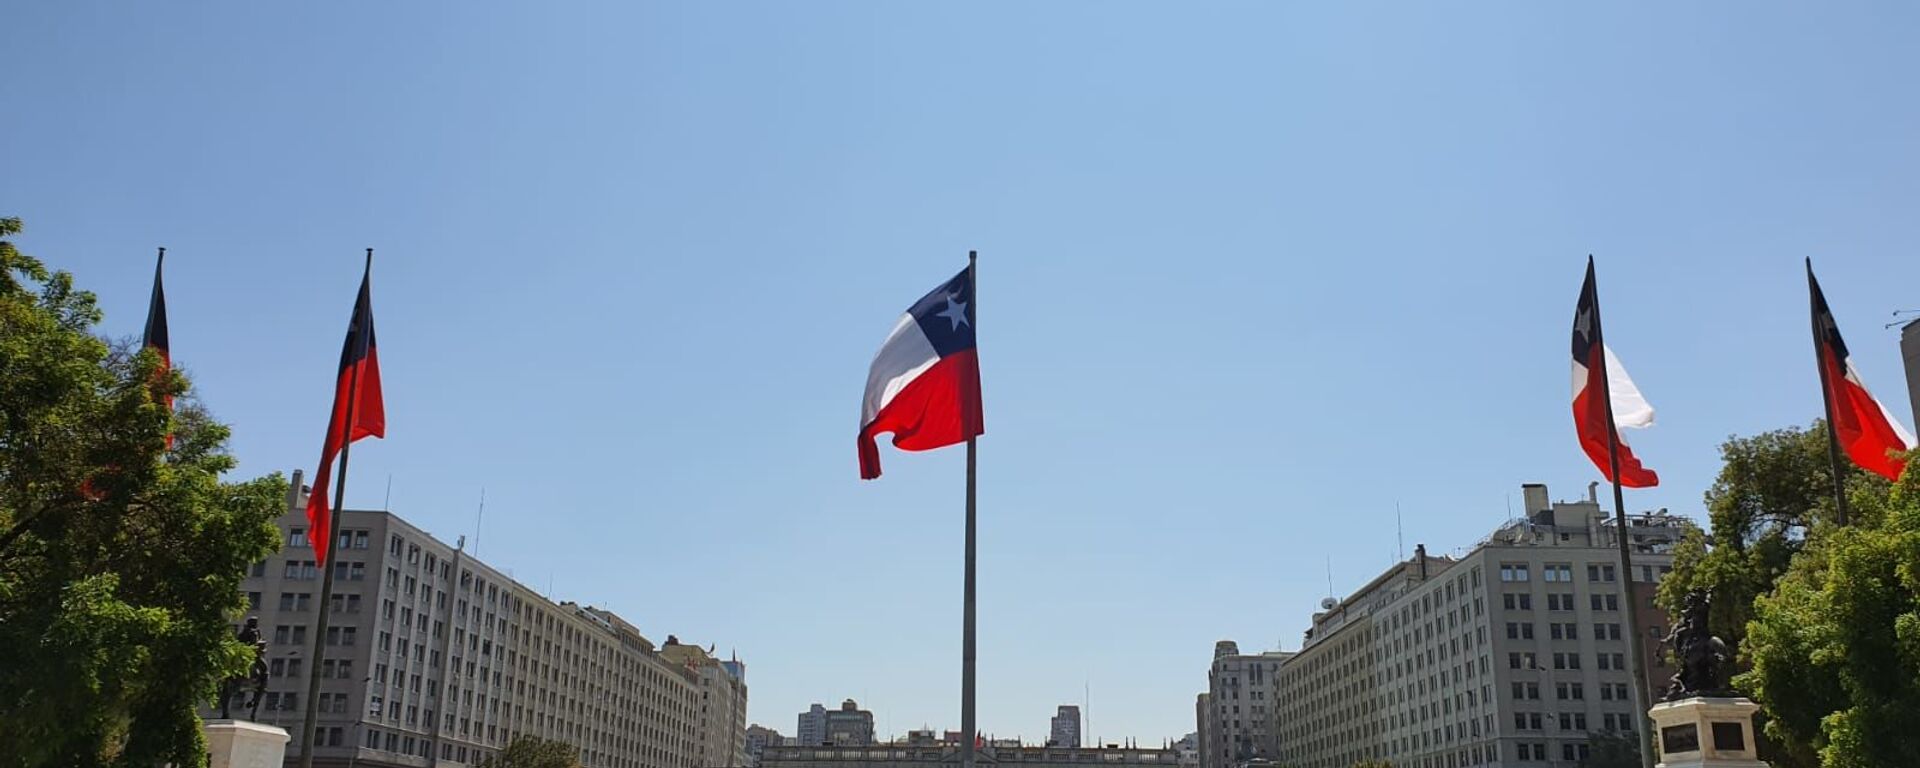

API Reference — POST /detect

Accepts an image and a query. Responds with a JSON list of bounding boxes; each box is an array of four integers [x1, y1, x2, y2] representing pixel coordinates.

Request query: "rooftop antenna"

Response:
[[1395, 501, 1404, 561], [473, 489, 486, 557], [1325, 556, 1334, 600], [1886, 309, 1920, 329], [383, 474, 393, 511]]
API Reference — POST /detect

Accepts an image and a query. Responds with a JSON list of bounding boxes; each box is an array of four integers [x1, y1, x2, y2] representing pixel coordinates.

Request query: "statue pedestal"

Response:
[[1649, 697, 1767, 768], [203, 719, 290, 768]]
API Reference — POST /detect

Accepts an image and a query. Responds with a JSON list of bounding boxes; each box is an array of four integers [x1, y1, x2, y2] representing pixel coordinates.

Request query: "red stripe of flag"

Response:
[[1808, 261, 1913, 481], [306, 261, 385, 565]]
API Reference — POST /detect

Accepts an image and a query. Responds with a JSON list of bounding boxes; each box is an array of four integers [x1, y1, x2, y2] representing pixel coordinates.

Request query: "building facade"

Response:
[[1049, 706, 1081, 748], [1902, 317, 1920, 430], [219, 471, 744, 768], [1269, 483, 1687, 768], [747, 726, 788, 766], [798, 700, 875, 747], [762, 743, 1179, 768], [1197, 641, 1293, 768], [662, 639, 750, 768]]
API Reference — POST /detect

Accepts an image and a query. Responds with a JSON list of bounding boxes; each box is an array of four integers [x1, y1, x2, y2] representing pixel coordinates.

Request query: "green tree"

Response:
[[0, 217, 285, 766], [1580, 730, 1640, 768], [1742, 462, 1920, 768], [479, 735, 583, 768], [1656, 423, 1895, 768]]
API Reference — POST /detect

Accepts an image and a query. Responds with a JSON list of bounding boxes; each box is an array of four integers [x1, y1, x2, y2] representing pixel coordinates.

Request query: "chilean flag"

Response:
[[142, 247, 172, 446], [858, 266, 983, 480], [306, 257, 385, 564], [1571, 258, 1659, 487], [1808, 261, 1914, 481]]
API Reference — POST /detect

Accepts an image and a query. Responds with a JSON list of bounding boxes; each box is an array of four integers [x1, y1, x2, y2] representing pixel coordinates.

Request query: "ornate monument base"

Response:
[[1649, 697, 1767, 768], [203, 720, 290, 768]]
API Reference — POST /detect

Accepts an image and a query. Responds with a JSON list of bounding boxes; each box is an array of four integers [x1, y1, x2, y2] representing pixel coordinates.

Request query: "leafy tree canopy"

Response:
[[480, 735, 583, 768], [0, 217, 285, 766], [1742, 460, 1920, 768]]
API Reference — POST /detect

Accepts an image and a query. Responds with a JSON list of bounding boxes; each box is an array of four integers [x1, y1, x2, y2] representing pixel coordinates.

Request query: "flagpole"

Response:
[[1807, 259, 1852, 526], [1587, 257, 1657, 768], [960, 249, 979, 768], [300, 248, 372, 768]]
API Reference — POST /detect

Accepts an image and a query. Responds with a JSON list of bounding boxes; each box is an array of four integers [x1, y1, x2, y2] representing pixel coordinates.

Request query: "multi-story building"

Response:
[[1270, 483, 1687, 768], [1192, 695, 1210, 768], [797, 700, 874, 747], [761, 743, 1179, 768], [1048, 705, 1081, 748], [1902, 317, 1920, 428], [1197, 641, 1293, 768], [220, 470, 743, 768], [661, 639, 749, 767], [1173, 733, 1198, 767], [747, 725, 787, 766], [798, 704, 828, 747]]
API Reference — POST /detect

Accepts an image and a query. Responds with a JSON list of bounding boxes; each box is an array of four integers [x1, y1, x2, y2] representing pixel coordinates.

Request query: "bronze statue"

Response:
[[1662, 589, 1732, 700], [219, 616, 270, 720]]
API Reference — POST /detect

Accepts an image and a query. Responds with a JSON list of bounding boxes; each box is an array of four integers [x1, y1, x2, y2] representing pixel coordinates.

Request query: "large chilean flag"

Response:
[[1808, 261, 1914, 481], [306, 260, 386, 564], [1571, 259, 1659, 487], [858, 267, 983, 480]]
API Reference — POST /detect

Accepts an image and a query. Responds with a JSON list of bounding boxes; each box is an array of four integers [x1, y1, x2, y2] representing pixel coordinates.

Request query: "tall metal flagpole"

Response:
[[1807, 259, 1852, 526], [960, 250, 979, 768], [1587, 258, 1658, 768], [300, 249, 373, 768]]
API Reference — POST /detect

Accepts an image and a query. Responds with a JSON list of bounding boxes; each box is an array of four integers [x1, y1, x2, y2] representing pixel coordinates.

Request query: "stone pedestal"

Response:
[[203, 719, 290, 768], [1649, 697, 1767, 768]]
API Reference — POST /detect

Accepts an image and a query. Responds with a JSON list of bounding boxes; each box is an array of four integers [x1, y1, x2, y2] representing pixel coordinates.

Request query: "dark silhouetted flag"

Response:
[[1571, 259, 1659, 487], [143, 248, 172, 447], [306, 263, 385, 565], [1808, 262, 1913, 481]]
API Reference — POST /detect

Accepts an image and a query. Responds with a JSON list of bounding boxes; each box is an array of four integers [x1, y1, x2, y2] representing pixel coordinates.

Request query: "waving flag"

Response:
[[1809, 261, 1914, 481], [1571, 258, 1659, 487], [142, 248, 172, 446], [306, 257, 386, 564], [858, 266, 983, 479]]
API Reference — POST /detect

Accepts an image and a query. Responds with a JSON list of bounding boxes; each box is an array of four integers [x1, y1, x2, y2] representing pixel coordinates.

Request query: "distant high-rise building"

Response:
[[1196, 640, 1293, 768], [1049, 705, 1082, 748], [798, 699, 875, 746], [797, 704, 828, 747], [1901, 318, 1920, 430], [747, 725, 786, 766], [662, 638, 749, 768]]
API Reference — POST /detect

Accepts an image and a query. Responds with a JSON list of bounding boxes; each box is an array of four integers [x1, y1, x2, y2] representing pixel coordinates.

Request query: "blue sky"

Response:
[[6, 1, 1918, 746]]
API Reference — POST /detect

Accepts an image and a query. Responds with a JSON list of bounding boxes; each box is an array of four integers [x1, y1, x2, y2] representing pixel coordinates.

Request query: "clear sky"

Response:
[[6, 1, 1919, 747]]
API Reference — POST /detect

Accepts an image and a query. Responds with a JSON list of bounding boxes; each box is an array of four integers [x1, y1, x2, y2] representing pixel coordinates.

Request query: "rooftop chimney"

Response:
[[1414, 543, 1428, 579], [1521, 483, 1551, 518]]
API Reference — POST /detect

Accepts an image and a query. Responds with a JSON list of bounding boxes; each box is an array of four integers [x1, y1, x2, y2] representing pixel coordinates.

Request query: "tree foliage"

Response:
[[1742, 462, 1920, 768], [1579, 730, 1640, 768], [479, 735, 583, 768], [0, 217, 286, 766], [1658, 423, 1890, 661]]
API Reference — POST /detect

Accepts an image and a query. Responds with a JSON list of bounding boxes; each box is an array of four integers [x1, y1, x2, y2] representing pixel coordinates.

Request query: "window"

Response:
[[1552, 652, 1581, 670], [390, 535, 404, 556], [1591, 593, 1620, 611], [250, 560, 267, 577], [355, 530, 371, 549], [1550, 622, 1578, 640], [1500, 564, 1530, 582], [288, 527, 308, 547], [245, 591, 262, 609], [1543, 564, 1572, 582], [1506, 622, 1534, 640]]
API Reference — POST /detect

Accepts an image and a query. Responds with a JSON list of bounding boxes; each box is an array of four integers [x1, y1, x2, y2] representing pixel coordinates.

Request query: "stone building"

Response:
[[1269, 483, 1687, 768], [218, 470, 744, 768], [1196, 641, 1292, 768]]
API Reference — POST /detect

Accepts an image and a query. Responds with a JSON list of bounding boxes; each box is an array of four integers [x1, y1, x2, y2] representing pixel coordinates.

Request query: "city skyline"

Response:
[[7, 0, 1920, 747]]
